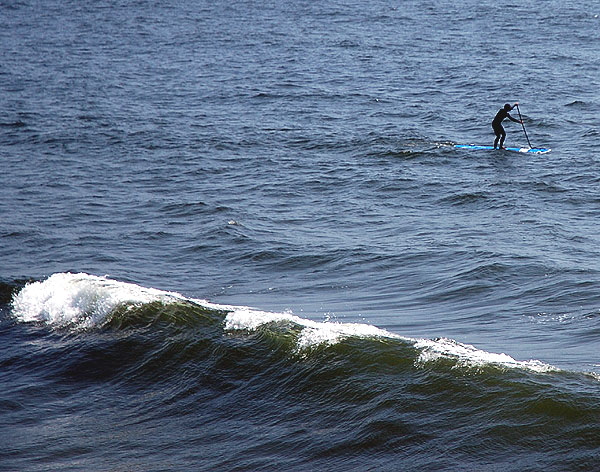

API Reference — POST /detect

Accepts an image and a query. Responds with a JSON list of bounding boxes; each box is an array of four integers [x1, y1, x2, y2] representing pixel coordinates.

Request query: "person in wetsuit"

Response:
[[492, 103, 522, 149]]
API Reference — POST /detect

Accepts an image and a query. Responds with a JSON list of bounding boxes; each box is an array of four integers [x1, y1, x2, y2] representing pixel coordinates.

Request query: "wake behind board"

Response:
[[455, 144, 550, 154]]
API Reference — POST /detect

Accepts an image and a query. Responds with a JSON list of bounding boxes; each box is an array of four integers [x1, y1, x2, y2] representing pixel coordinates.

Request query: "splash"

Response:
[[223, 306, 399, 350], [11, 272, 185, 328], [221, 298, 557, 373], [414, 337, 558, 373]]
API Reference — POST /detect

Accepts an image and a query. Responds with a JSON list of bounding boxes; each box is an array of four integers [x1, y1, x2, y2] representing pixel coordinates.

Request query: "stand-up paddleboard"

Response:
[[455, 144, 551, 154]]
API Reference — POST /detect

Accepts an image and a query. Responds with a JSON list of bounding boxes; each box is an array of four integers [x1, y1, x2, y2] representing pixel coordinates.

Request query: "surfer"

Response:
[[492, 103, 522, 150]]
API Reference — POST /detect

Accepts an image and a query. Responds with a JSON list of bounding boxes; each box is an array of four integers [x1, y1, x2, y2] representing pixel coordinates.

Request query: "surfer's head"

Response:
[[503, 103, 512, 111]]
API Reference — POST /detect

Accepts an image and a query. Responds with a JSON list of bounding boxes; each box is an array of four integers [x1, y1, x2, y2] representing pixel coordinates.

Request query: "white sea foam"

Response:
[[11, 272, 185, 328], [222, 304, 558, 372], [223, 305, 397, 349], [414, 337, 558, 373], [588, 372, 600, 382], [11, 273, 559, 374]]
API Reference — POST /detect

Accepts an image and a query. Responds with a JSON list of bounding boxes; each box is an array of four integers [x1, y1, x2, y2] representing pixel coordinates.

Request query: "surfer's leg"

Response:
[[492, 123, 504, 149], [499, 128, 506, 149]]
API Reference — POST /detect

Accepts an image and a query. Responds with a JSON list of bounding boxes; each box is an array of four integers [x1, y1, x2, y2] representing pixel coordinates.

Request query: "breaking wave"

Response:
[[11, 272, 558, 374]]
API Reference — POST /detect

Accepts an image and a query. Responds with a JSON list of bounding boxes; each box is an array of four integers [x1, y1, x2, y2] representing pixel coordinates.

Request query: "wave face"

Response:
[[11, 273, 559, 372], [2, 273, 598, 471]]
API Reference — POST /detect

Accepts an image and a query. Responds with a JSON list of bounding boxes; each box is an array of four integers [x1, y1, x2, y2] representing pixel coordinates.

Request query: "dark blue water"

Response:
[[1, 0, 599, 470]]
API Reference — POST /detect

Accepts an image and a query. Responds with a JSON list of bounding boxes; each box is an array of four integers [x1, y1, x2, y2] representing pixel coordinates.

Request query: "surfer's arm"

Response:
[[507, 113, 522, 123]]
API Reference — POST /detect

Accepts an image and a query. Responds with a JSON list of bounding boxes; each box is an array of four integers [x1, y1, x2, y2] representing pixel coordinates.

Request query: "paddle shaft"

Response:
[[515, 104, 533, 149]]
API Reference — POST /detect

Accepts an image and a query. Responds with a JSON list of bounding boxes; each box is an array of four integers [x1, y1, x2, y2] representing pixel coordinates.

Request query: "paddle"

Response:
[[515, 104, 533, 149]]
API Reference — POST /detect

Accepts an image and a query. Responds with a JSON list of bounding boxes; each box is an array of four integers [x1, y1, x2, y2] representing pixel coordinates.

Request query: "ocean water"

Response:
[[1, 0, 599, 470]]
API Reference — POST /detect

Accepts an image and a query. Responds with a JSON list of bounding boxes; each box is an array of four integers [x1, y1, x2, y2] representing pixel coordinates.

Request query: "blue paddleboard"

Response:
[[455, 144, 550, 154]]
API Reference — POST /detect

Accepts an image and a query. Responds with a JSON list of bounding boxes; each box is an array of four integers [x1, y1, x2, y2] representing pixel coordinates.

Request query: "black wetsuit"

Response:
[[492, 107, 520, 149]]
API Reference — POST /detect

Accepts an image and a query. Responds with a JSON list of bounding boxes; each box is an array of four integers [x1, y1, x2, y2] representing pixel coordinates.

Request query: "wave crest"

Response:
[[11, 272, 185, 328], [10, 272, 560, 375]]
